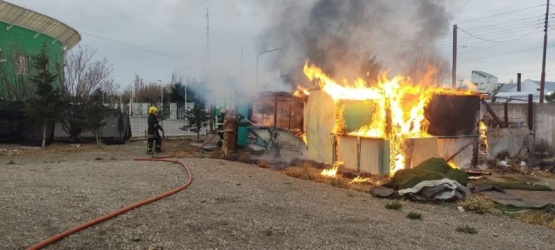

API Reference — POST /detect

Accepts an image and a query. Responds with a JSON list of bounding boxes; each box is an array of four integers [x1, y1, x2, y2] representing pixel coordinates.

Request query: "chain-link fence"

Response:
[[113, 102, 207, 138]]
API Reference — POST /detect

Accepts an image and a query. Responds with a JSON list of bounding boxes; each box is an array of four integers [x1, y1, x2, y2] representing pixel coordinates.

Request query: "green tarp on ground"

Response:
[[384, 157, 469, 190], [379, 157, 470, 201]]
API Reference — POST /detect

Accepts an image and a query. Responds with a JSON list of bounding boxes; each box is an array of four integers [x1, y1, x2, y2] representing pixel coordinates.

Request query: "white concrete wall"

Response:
[[487, 128, 533, 160], [488, 103, 555, 156]]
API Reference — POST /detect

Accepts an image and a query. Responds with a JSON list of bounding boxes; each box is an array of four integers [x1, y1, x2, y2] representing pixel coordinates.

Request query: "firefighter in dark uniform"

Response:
[[147, 106, 164, 154]]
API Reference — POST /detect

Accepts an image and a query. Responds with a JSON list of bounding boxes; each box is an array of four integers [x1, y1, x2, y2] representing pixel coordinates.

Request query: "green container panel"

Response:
[[342, 100, 376, 133], [237, 126, 248, 147]]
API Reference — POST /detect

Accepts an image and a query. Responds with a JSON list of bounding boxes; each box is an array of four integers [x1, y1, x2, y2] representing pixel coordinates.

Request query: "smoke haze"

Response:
[[259, 0, 460, 87]]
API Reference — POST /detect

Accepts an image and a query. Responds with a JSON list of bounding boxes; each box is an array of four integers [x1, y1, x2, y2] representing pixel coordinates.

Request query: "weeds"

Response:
[[237, 151, 251, 164], [258, 160, 272, 169], [329, 177, 349, 188], [456, 225, 477, 234], [458, 195, 494, 214], [385, 201, 403, 210], [284, 164, 319, 180], [516, 211, 555, 230], [407, 212, 422, 220]]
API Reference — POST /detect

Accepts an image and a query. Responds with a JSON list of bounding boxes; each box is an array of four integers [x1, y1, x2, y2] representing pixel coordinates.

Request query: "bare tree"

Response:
[[361, 53, 385, 86], [64, 45, 114, 103], [135, 83, 162, 103], [120, 88, 132, 103], [404, 52, 450, 86], [62, 45, 114, 141]]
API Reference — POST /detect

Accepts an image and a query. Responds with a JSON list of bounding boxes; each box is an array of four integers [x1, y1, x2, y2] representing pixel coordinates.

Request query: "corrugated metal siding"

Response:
[[306, 90, 335, 165], [338, 136, 388, 174], [337, 136, 358, 172], [360, 137, 385, 174]]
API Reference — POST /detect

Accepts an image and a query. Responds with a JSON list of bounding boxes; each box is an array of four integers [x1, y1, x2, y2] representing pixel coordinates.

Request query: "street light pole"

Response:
[[171, 68, 190, 118], [129, 79, 140, 117], [256, 48, 282, 92]]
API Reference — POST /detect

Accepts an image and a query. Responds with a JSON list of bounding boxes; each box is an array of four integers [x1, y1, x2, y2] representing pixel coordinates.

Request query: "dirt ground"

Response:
[[1, 140, 555, 250]]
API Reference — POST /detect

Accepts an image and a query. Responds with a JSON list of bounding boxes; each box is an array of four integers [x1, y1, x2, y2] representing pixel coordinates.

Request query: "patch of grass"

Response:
[[407, 212, 422, 220], [329, 177, 349, 188], [258, 160, 272, 169], [284, 164, 319, 181], [385, 201, 403, 210], [237, 151, 251, 164], [209, 150, 224, 159], [262, 228, 273, 236], [516, 211, 555, 230], [456, 225, 477, 234], [458, 194, 494, 214]]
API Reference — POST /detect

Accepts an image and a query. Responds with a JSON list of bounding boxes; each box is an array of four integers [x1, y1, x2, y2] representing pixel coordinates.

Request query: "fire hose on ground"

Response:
[[27, 131, 222, 250]]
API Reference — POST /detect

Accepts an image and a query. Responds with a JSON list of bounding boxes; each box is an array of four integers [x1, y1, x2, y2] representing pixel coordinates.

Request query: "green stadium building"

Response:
[[0, 1, 80, 101]]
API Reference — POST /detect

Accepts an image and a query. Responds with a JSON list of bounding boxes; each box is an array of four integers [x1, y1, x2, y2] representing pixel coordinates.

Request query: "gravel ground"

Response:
[[1, 141, 554, 250]]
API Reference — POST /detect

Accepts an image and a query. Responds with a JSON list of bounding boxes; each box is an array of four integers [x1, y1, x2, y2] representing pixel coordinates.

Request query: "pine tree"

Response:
[[184, 105, 210, 142], [24, 42, 63, 147], [84, 89, 107, 145]]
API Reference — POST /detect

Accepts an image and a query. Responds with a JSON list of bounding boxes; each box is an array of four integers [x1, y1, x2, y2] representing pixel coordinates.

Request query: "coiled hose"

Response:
[[27, 132, 220, 250]]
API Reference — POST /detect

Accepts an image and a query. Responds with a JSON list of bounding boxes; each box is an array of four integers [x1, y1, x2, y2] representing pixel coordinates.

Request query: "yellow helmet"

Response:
[[148, 106, 158, 114]]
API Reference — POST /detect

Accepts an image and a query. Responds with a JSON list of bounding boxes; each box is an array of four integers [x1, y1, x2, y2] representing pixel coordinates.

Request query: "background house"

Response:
[[494, 79, 555, 103], [471, 70, 499, 93]]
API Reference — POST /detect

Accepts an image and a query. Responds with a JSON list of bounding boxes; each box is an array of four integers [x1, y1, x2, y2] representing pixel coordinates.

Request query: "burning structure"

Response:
[[301, 62, 482, 176], [249, 0, 483, 177]]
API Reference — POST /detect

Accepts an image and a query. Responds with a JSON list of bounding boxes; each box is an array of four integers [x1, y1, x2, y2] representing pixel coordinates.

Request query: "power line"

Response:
[[458, 26, 543, 43], [458, 4, 546, 24], [495, 69, 555, 77], [459, 45, 554, 63], [375, 24, 544, 54], [462, 0, 512, 11], [458, 23, 543, 40], [356, 6, 545, 52], [457, 37, 543, 54], [81, 31, 180, 60], [461, 16, 543, 32]]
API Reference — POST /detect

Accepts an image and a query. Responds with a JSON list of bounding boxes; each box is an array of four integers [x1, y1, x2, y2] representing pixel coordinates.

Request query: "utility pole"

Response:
[[206, 7, 210, 70], [452, 24, 457, 89], [256, 48, 282, 92], [517, 73, 522, 92], [240, 45, 244, 84], [539, 0, 550, 103], [206, 7, 214, 131]]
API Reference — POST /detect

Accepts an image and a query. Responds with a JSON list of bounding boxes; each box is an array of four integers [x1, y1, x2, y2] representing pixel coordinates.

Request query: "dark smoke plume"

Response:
[[260, 0, 458, 87]]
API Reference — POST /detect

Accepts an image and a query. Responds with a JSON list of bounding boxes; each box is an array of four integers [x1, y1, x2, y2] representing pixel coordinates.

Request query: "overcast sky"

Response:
[[5, 0, 554, 94]]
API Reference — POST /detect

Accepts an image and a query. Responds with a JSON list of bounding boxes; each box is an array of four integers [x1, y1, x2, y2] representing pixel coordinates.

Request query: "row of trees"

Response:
[[117, 78, 208, 106], [2, 40, 216, 146], [20, 43, 111, 147]]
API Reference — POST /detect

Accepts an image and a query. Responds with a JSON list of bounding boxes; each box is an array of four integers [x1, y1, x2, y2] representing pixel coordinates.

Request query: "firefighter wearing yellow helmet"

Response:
[[147, 106, 164, 154]]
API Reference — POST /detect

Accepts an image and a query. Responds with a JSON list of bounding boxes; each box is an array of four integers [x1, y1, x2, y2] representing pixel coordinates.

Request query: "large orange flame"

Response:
[[321, 161, 343, 178], [293, 85, 310, 97], [304, 61, 476, 176]]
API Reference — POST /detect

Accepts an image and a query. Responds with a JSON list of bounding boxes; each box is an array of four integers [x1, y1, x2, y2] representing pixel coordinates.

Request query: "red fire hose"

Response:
[[27, 132, 221, 250]]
